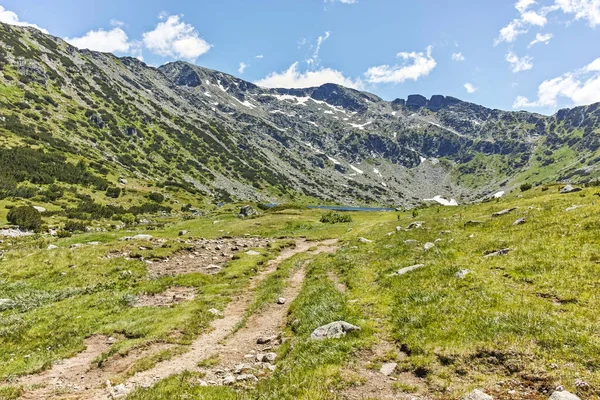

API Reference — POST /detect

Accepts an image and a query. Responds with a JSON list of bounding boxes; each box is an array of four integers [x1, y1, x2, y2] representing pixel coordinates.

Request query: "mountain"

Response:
[[1, 22, 600, 210]]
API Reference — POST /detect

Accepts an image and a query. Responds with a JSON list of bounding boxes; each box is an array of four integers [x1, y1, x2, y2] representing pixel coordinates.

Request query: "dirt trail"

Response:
[[15, 238, 338, 400]]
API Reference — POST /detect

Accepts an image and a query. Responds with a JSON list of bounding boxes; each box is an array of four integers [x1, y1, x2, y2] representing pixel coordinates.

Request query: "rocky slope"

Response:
[[1, 22, 599, 207]]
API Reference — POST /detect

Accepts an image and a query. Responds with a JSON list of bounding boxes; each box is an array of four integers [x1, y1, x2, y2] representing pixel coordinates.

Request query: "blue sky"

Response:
[[1, 0, 600, 115]]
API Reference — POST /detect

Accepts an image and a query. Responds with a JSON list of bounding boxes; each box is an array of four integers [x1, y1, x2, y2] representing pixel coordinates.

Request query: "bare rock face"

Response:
[[238, 205, 258, 218], [310, 321, 360, 340], [560, 185, 582, 194], [407, 94, 428, 108]]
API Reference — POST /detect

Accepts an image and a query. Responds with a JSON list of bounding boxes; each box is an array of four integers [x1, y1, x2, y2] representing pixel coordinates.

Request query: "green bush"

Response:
[[64, 220, 87, 233], [320, 211, 352, 224], [520, 183, 532, 192], [121, 213, 136, 225], [105, 187, 121, 198], [7, 206, 42, 231], [148, 192, 165, 203]]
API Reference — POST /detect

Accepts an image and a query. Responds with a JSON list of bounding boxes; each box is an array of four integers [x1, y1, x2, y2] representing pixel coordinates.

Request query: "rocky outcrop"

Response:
[[311, 321, 360, 340], [407, 94, 428, 108]]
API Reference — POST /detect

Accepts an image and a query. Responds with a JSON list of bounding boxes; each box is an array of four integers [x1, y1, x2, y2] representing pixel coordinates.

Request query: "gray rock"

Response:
[[492, 208, 517, 217], [238, 205, 258, 218], [464, 220, 484, 226], [245, 250, 261, 256], [70, 243, 83, 249], [484, 248, 511, 257], [462, 389, 493, 400], [549, 391, 580, 400], [395, 226, 402, 232], [222, 375, 236, 385], [208, 308, 224, 317], [358, 237, 373, 244], [396, 264, 425, 276], [256, 335, 278, 345], [0, 298, 16, 311], [32, 206, 46, 213], [311, 321, 360, 340], [256, 352, 277, 362], [380, 362, 397, 376], [118, 177, 128, 185], [565, 205, 580, 212], [455, 269, 471, 279], [404, 239, 418, 245], [406, 222, 424, 230], [47, 244, 59, 250], [424, 242, 435, 251], [236, 374, 258, 382], [178, 230, 189, 236], [512, 218, 526, 225], [560, 185, 582, 194], [277, 297, 286, 304], [121, 234, 153, 241]]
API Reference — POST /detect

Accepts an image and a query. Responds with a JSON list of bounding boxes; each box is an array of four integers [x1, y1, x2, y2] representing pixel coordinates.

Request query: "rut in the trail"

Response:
[[15, 238, 338, 400]]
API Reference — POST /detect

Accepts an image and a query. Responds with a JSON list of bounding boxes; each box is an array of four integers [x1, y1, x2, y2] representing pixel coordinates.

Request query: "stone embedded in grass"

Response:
[[236, 374, 258, 382], [380, 362, 397, 376], [277, 297, 286, 304], [238, 205, 258, 218], [462, 389, 493, 400], [70, 243, 83, 249], [484, 248, 511, 257], [121, 234, 153, 241], [396, 226, 402, 232], [565, 205, 580, 212], [256, 352, 277, 362], [178, 230, 189, 236], [492, 207, 518, 217], [404, 239, 418, 245], [257, 335, 278, 344], [455, 269, 471, 279], [560, 185, 582, 194], [424, 242, 435, 251], [310, 321, 360, 340], [395, 264, 425, 276], [47, 244, 59, 250], [358, 237, 373, 244], [245, 250, 261, 256], [223, 375, 236, 385], [208, 308, 224, 317], [406, 221, 424, 230], [464, 220, 483, 226], [549, 390, 581, 400], [513, 218, 526, 225], [0, 298, 16, 311]]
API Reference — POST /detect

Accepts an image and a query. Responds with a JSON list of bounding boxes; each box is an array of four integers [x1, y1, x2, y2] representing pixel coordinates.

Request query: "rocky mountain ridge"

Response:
[[1, 22, 599, 207]]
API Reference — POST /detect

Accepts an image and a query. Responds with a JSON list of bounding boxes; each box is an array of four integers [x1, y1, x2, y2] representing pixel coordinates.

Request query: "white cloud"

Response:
[[0, 5, 47, 33], [255, 54, 264, 59], [307, 31, 331, 66], [255, 62, 363, 89], [365, 45, 437, 84], [65, 27, 132, 53], [515, 0, 537, 13], [506, 51, 534, 72], [554, 0, 600, 27], [529, 32, 554, 47], [238, 62, 247, 74], [464, 83, 478, 93], [495, 19, 529, 45], [325, 0, 358, 3], [513, 57, 600, 108], [142, 14, 211, 61], [452, 52, 465, 61]]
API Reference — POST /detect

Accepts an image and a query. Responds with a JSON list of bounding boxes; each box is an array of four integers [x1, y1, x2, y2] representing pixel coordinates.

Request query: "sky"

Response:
[[1, 0, 600, 115]]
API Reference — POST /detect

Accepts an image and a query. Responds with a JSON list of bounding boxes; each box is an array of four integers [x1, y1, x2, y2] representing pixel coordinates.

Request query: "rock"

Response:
[[256, 335, 278, 345], [208, 308, 224, 317], [245, 250, 261, 256], [222, 375, 236, 385], [205, 264, 222, 272], [404, 239, 418, 245], [178, 230, 189, 236], [234, 363, 254, 374], [549, 391, 581, 400], [118, 177, 128, 185], [406, 94, 428, 108], [395, 264, 425, 276], [277, 297, 286, 305], [455, 269, 471, 279], [236, 374, 258, 382], [122, 234, 153, 241], [464, 220, 483, 226], [310, 321, 360, 340], [47, 244, 59, 250], [380, 362, 397, 376], [513, 218, 526, 225], [256, 352, 277, 362], [565, 205, 580, 212], [70, 243, 83, 249], [461, 389, 493, 400], [484, 248, 511, 257], [492, 208, 517, 217], [358, 237, 373, 243], [0, 298, 16, 311], [110, 383, 128, 398], [560, 185, 582, 194], [32, 206, 46, 213], [238, 205, 258, 218], [424, 242, 435, 251], [406, 222, 424, 230], [395, 226, 402, 232]]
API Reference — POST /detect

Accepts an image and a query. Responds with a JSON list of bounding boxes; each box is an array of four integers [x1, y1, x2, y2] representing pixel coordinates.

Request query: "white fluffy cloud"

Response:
[[506, 51, 534, 72], [238, 62, 247, 74], [307, 31, 330, 66], [255, 54, 264, 59], [0, 5, 47, 33], [554, 0, 600, 26], [513, 57, 600, 108], [364, 46, 436, 84], [495, 19, 529, 45], [65, 26, 132, 53], [452, 52, 465, 61], [255, 62, 363, 89], [325, 0, 358, 3], [464, 83, 478, 93], [529, 32, 553, 47], [142, 14, 211, 61]]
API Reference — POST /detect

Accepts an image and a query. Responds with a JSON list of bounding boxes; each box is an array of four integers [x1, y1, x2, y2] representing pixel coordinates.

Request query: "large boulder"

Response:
[[311, 321, 360, 340], [238, 205, 258, 218], [549, 391, 581, 400], [462, 389, 493, 400], [406, 94, 428, 108], [560, 185, 582, 194]]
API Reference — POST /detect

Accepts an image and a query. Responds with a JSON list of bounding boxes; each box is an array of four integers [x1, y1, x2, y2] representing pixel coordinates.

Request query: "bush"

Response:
[[520, 183, 532, 192], [64, 220, 87, 233], [148, 192, 164, 203], [7, 206, 42, 231], [105, 187, 121, 198], [320, 211, 352, 224], [121, 213, 136, 225]]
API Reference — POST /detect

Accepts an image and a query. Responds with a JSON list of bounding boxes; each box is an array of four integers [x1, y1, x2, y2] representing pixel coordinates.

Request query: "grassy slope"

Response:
[[0, 187, 599, 399]]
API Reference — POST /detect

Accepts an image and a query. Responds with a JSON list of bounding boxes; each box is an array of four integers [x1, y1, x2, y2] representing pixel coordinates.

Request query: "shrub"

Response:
[[520, 183, 532, 192], [320, 211, 352, 224], [105, 187, 121, 198], [121, 213, 136, 225], [7, 206, 42, 231], [148, 192, 164, 203], [57, 229, 72, 238], [64, 220, 87, 233]]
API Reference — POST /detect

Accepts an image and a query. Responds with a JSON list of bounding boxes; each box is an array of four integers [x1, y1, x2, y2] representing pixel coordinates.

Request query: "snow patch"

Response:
[[424, 196, 458, 206], [349, 121, 373, 130], [493, 191, 505, 199], [233, 97, 256, 109], [327, 156, 341, 165], [350, 165, 364, 174], [420, 156, 427, 164]]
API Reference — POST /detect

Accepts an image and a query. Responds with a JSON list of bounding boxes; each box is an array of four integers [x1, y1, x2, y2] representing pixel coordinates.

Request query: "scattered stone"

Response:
[[234, 364, 254, 374], [464, 220, 483, 226], [222, 375, 236, 385], [492, 208, 518, 217], [205, 264, 222, 272], [395, 264, 425, 276], [484, 248, 511, 257], [238, 205, 258, 218], [277, 297, 286, 305], [565, 205, 580, 212], [47, 244, 59, 250], [549, 391, 581, 400], [513, 218, 526, 225], [310, 321, 360, 340], [0, 298, 16, 311], [122, 234, 153, 241], [178, 230, 189, 236], [358, 237, 373, 244], [208, 308, 224, 317], [395, 226, 402, 232], [380, 362, 397, 376], [440, 230, 452, 235], [404, 240, 418, 245], [462, 389, 493, 400], [406, 222, 424, 230], [118, 177, 128, 185], [32, 206, 46, 213], [256, 352, 277, 362], [424, 242, 435, 251], [236, 374, 258, 382], [70, 243, 84, 249], [257, 335, 278, 345], [455, 269, 471, 279], [245, 250, 261, 256], [560, 185, 582, 194], [87, 241, 100, 246]]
